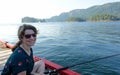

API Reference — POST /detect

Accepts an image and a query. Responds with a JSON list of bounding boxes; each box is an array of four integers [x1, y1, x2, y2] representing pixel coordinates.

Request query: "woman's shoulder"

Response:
[[11, 47, 26, 59], [5, 47, 26, 65], [13, 46, 24, 54]]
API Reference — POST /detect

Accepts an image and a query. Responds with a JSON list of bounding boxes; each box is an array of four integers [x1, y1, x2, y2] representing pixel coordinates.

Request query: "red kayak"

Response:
[[0, 39, 80, 75]]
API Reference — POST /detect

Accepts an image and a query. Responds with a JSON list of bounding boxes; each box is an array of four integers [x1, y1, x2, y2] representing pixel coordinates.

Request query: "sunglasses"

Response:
[[24, 34, 36, 39]]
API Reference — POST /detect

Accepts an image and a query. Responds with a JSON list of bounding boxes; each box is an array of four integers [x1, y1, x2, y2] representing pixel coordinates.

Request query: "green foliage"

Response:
[[22, 2, 120, 22], [89, 14, 120, 21], [22, 17, 39, 23], [47, 2, 120, 22], [67, 17, 85, 22], [22, 17, 46, 23]]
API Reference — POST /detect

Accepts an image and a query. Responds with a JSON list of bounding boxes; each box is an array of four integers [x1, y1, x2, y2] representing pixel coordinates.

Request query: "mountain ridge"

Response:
[[46, 2, 120, 22], [22, 2, 120, 22]]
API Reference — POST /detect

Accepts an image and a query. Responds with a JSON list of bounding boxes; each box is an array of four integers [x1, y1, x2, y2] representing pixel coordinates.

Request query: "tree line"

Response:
[[22, 17, 46, 23], [22, 14, 120, 23], [89, 14, 120, 21], [66, 14, 120, 22]]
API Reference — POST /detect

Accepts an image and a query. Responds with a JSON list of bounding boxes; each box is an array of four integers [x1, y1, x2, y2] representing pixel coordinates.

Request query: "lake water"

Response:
[[0, 22, 120, 75]]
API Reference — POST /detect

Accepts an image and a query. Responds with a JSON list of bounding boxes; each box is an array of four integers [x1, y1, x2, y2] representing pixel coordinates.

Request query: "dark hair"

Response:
[[12, 24, 38, 52]]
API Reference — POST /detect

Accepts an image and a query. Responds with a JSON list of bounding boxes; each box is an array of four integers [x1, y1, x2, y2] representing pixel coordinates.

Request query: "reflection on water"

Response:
[[0, 22, 120, 75]]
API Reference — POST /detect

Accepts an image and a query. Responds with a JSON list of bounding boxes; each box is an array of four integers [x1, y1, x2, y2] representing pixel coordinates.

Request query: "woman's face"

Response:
[[21, 29, 37, 46]]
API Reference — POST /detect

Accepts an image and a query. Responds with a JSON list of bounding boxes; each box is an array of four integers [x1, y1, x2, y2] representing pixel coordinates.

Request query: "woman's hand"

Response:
[[33, 56, 41, 62]]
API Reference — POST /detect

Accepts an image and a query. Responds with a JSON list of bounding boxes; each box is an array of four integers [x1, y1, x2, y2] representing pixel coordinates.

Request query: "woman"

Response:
[[1, 24, 45, 75]]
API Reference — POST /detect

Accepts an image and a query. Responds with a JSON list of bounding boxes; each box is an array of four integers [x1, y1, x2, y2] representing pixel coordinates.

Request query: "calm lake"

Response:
[[0, 22, 120, 75]]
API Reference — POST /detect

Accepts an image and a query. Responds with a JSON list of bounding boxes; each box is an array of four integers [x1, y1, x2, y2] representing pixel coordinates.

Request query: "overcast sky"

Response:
[[0, 0, 119, 23]]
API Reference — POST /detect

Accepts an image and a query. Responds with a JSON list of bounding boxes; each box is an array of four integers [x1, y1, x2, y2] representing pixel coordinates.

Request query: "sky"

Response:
[[0, 0, 120, 23]]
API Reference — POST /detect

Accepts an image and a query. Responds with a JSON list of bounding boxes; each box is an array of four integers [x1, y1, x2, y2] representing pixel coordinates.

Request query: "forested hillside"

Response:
[[22, 2, 120, 22]]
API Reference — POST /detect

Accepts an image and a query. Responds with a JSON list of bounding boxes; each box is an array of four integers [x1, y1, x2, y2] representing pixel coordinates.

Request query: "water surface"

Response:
[[0, 22, 120, 75]]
